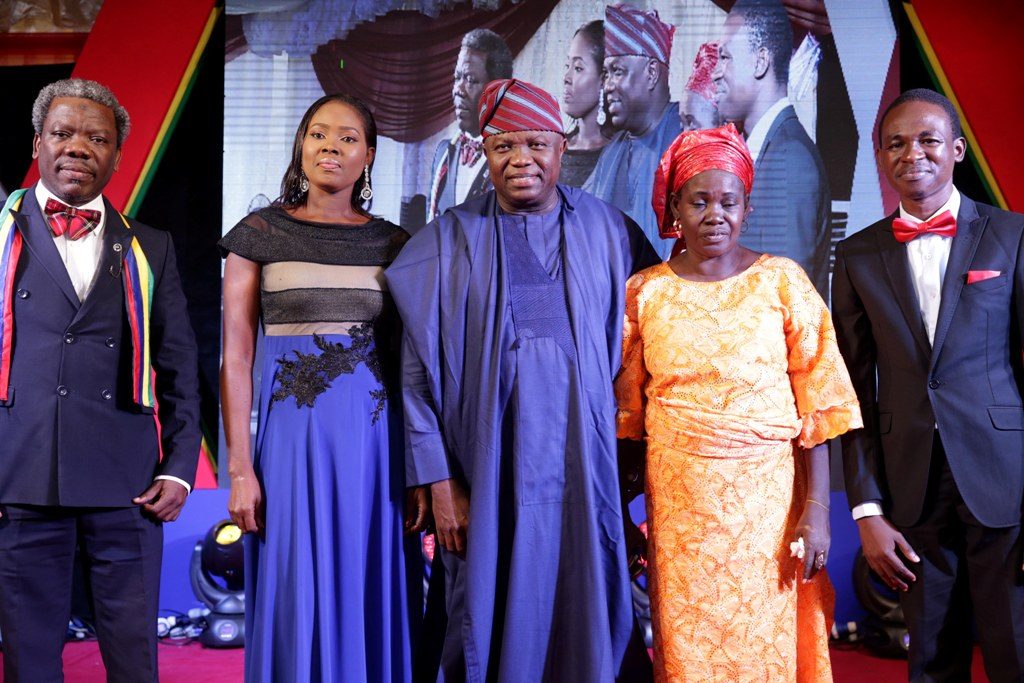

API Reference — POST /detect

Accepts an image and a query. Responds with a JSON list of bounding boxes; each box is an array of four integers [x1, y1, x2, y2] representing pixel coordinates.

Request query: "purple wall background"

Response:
[[159, 489, 231, 615]]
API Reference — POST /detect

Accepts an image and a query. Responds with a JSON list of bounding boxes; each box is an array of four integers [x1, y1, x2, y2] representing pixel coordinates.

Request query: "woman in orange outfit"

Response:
[[615, 124, 862, 682]]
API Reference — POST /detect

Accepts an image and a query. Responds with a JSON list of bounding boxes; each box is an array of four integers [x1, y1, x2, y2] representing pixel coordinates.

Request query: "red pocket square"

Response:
[[966, 270, 1001, 284]]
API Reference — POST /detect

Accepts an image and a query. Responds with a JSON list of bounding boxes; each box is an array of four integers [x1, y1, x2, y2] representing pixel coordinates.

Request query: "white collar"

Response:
[[898, 187, 961, 224], [746, 97, 791, 163]]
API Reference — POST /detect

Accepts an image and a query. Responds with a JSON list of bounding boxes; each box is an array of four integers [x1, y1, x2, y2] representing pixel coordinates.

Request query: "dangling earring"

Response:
[[299, 173, 309, 193], [596, 89, 607, 126], [359, 165, 373, 202]]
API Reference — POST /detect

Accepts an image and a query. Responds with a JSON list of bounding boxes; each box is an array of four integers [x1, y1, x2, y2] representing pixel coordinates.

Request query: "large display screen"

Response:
[[224, 0, 897, 275]]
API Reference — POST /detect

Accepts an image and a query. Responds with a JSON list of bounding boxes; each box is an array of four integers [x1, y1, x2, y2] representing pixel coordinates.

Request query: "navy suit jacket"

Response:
[[832, 195, 1024, 528], [745, 105, 831, 299], [0, 188, 200, 507]]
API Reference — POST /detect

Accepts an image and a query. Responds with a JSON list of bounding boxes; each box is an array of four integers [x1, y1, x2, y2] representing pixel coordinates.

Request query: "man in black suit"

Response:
[[833, 88, 1024, 682], [425, 29, 513, 224], [0, 79, 200, 682], [714, 0, 830, 298]]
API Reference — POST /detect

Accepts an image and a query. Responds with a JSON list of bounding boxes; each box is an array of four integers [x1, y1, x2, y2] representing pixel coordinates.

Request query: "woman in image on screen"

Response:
[[561, 19, 612, 187], [670, 41, 724, 258], [680, 41, 721, 132], [219, 93, 425, 682]]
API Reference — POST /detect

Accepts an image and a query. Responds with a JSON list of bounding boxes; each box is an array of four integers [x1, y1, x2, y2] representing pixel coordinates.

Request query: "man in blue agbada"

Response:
[[385, 78, 659, 682], [584, 4, 681, 259]]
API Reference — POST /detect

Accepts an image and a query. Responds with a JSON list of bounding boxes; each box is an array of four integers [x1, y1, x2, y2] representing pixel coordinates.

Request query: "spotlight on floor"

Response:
[[190, 520, 245, 648]]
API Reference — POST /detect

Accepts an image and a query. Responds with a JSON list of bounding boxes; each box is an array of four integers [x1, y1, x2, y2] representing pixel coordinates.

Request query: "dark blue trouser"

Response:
[[0, 505, 162, 683]]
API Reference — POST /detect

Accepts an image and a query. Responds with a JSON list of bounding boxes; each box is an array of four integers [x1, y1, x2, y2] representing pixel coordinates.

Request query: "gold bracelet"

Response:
[[806, 498, 830, 512]]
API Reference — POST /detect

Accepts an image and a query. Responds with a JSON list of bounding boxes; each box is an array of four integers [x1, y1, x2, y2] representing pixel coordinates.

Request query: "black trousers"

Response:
[[0, 505, 162, 683], [897, 437, 1024, 683]]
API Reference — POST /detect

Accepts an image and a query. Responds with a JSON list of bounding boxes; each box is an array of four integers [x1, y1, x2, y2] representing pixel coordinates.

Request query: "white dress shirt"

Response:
[[745, 97, 792, 163], [903, 189, 959, 345], [35, 182, 105, 302], [34, 182, 191, 494], [851, 188, 961, 521]]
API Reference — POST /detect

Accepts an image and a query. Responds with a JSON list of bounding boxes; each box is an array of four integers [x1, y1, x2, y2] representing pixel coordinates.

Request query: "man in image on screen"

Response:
[[584, 3, 681, 259], [714, 0, 830, 298], [425, 29, 513, 223]]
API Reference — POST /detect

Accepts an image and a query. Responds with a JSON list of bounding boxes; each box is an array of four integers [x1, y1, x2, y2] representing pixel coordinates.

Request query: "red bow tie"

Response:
[[892, 210, 957, 243], [44, 198, 102, 240], [458, 134, 483, 167]]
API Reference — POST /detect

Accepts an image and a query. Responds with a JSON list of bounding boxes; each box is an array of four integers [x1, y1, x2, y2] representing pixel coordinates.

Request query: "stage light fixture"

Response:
[[190, 519, 245, 648]]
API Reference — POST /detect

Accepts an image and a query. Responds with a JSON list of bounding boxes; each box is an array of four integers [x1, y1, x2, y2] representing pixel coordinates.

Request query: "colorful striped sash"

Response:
[[0, 190, 27, 403], [0, 190, 155, 410], [119, 214, 156, 410]]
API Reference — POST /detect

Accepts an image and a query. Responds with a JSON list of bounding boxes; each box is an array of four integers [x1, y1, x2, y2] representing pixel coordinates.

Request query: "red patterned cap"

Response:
[[478, 78, 564, 139], [652, 124, 754, 239], [605, 3, 675, 64], [685, 42, 719, 102]]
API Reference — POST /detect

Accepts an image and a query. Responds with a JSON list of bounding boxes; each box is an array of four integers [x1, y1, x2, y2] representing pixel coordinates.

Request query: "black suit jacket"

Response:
[[832, 195, 1024, 528], [428, 136, 491, 222], [745, 105, 831, 299], [0, 188, 200, 507]]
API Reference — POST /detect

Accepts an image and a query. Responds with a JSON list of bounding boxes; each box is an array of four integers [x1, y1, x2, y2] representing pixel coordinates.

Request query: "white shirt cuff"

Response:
[[154, 475, 191, 495], [851, 501, 884, 520]]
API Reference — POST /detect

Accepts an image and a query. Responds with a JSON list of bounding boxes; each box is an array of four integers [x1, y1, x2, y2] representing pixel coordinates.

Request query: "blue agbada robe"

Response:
[[584, 101, 682, 260], [385, 186, 659, 682]]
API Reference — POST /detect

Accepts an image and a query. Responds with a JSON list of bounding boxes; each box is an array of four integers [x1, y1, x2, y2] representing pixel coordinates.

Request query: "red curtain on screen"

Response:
[[225, 14, 248, 63], [311, 1, 559, 143]]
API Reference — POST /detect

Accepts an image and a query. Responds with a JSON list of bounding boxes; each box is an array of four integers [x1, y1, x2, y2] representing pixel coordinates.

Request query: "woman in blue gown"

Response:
[[220, 94, 425, 682]]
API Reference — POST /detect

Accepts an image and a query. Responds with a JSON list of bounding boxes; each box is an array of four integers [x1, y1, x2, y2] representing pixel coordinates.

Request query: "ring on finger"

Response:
[[814, 553, 826, 569]]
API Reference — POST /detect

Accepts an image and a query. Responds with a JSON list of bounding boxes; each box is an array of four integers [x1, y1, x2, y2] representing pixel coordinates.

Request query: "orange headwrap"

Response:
[[652, 123, 754, 239]]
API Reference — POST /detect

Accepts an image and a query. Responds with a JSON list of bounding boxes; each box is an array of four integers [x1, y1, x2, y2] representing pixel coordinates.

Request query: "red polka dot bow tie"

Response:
[[892, 210, 957, 243], [43, 197, 102, 240], [458, 134, 483, 167]]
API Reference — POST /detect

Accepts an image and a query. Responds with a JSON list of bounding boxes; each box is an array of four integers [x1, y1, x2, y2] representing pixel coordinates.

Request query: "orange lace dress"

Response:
[[615, 256, 862, 682]]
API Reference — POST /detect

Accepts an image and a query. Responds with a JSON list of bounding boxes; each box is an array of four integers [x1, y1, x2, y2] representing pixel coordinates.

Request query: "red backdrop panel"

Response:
[[912, 0, 1024, 211], [22, 0, 216, 211]]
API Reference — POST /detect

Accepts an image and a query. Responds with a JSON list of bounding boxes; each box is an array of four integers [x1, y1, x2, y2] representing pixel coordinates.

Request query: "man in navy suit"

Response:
[[714, 0, 830, 298], [0, 79, 200, 682], [833, 88, 1024, 682]]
